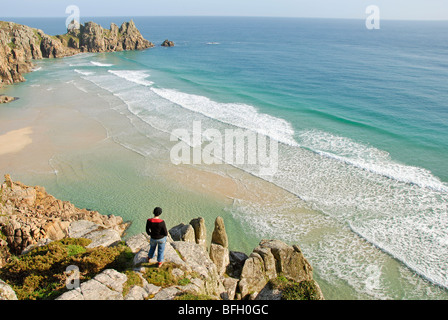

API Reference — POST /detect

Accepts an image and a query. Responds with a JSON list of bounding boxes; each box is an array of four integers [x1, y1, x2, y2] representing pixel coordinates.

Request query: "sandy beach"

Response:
[[159, 160, 310, 213], [0, 98, 107, 177], [0, 127, 33, 156]]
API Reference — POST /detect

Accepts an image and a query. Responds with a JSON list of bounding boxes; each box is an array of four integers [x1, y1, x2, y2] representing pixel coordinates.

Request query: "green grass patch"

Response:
[[141, 262, 178, 288], [270, 276, 321, 300], [33, 29, 42, 43], [65, 244, 86, 257], [122, 270, 144, 297], [281, 281, 321, 300], [177, 277, 191, 286], [7, 41, 17, 49], [139, 262, 198, 290], [0, 227, 6, 241], [0, 238, 135, 300], [56, 33, 80, 45]]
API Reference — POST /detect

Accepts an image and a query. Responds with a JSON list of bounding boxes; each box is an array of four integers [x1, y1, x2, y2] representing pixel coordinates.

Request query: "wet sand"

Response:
[[158, 160, 315, 220], [0, 127, 33, 156], [0, 104, 107, 177]]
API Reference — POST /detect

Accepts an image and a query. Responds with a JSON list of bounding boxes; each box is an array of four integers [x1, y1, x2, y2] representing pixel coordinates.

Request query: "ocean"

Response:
[[1, 17, 447, 300]]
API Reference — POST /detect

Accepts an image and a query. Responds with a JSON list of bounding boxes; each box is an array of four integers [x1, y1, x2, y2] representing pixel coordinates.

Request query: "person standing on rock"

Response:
[[146, 207, 168, 268]]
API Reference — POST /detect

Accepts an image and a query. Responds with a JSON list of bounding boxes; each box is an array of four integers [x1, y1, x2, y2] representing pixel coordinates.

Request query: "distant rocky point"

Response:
[[0, 175, 324, 300], [161, 39, 175, 47], [0, 20, 154, 99]]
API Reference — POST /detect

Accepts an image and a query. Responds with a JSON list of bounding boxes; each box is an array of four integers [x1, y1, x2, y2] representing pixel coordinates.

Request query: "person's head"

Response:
[[153, 207, 162, 217]]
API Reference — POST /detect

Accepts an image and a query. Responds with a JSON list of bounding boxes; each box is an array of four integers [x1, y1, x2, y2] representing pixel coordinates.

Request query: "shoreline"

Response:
[[159, 161, 316, 218]]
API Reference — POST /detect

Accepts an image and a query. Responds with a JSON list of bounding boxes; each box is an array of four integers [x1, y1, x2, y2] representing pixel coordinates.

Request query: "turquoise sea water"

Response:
[[1, 17, 448, 299]]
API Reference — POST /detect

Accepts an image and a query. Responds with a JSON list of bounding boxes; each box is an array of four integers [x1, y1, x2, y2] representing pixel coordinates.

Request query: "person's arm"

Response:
[[161, 221, 168, 237], [146, 220, 151, 236]]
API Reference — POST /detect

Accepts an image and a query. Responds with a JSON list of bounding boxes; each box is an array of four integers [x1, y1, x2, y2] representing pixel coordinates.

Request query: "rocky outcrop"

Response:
[[0, 175, 129, 259], [68, 220, 123, 249], [0, 20, 153, 95], [169, 217, 208, 247], [172, 240, 223, 296], [117, 20, 153, 51], [161, 39, 174, 47], [0, 21, 44, 86], [0, 175, 323, 300], [0, 278, 17, 300], [258, 240, 313, 283], [0, 95, 15, 104], [0, 238, 10, 267], [228, 250, 249, 278], [209, 217, 230, 276], [189, 217, 207, 249], [238, 240, 318, 300], [169, 223, 195, 242], [130, 231, 223, 299], [75, 20, 153, 53], [59, 216, 323, 301], [56, 269, 129, 300], [238, 251, 267, 299], [211, 216, 228, 248]]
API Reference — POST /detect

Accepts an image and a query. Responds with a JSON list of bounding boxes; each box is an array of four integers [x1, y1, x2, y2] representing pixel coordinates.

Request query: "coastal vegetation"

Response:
[[0, 238, 133, 300], [270, 276, 322, 300]]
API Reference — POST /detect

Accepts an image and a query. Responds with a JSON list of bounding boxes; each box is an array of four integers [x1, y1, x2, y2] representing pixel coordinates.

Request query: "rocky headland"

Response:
[[0, 20, 153, 97], [0, 175, 324, 300]]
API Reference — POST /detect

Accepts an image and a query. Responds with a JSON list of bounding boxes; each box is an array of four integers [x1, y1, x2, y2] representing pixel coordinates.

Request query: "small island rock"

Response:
[[161, 39, 175, 47]]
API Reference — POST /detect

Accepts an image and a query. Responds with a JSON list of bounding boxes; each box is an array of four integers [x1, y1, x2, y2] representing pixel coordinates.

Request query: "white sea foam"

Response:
[[151, 88, 298, 146], [299, 129, 448, 192], [108, 70, 154, 87], [74, 69, 95, 76], [90, 61, 114, 67], [69, 63, 91, 67], [229, 197, 394, 299], [70, 80, 88, 93]]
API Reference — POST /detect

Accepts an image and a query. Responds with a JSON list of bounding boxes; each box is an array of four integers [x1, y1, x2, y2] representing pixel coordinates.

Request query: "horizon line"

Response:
[[1, 15, 448, 22]]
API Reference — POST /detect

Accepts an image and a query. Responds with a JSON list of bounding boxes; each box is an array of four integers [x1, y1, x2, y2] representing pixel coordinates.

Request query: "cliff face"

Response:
[[74, 20, 153, 52], [0, 174, 129, 259], [0, 21, 44, 86], [0, 20, 154, 88]]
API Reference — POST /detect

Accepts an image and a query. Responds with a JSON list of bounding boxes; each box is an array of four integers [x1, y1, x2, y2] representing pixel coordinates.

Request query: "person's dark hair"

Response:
[[153, 207, 163, 217]]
